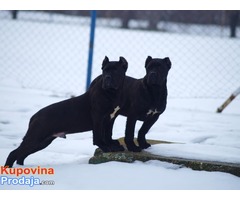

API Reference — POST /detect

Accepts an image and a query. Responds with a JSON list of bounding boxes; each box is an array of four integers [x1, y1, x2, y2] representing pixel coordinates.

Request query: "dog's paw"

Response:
[[110, 144, 125, 152], [98, 145, 111, 153], [127, 144, 142, 152], [110, 139, 121, 146], [138, 138, 151, 149], [125, 140, 142, 152], [16, 160, 24, 166], [139, 142, 151, 149]]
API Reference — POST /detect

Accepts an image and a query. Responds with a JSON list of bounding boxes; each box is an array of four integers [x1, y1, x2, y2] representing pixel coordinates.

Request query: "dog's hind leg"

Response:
[[17, 136, 56, 165], [4, 147, 21, 167], [4, 121, 37, 167]]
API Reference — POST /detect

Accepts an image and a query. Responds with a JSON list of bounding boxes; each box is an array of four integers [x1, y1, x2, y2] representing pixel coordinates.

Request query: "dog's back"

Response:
[[26, 92, 92, 138]]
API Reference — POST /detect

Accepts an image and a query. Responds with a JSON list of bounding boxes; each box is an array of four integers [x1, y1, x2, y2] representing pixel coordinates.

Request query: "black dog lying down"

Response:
[[4, 56, 128, 167], [119, 56, 171, 152]]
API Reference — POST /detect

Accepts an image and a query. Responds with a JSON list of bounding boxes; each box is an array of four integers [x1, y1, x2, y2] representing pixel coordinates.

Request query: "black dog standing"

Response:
[[89, 56, 127, 152], [4, 56, 127, 167], [120, 56, 171, 152]]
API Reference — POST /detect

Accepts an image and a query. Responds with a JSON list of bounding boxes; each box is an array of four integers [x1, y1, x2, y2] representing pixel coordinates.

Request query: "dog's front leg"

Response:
[[124, 117, 141, 152], [92, 114, 111, 152], [105, 118, 124, 152], [137, 115, 159, 149]]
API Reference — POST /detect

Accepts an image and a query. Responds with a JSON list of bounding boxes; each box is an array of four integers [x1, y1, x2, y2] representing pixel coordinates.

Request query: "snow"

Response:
[[1, 16, 240, 190], [1, 76, 240, 190]]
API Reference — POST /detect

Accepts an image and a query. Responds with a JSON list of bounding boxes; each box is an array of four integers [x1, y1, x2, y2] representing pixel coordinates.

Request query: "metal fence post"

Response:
[[86, 10, 97, 90]]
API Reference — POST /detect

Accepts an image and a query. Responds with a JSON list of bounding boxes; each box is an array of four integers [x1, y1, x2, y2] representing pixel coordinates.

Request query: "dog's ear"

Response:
[[102, 56, 109, 69], [145, 56, 152, 68], [119, 56, 128, 71], [164, 57, 171, 70]]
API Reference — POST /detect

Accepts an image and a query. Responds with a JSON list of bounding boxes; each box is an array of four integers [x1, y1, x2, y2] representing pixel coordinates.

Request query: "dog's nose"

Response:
[[105, 75, 111, 80], [149, 72, 157, 76], [150, 72, 157, 79], [105, 75, 111, 83]]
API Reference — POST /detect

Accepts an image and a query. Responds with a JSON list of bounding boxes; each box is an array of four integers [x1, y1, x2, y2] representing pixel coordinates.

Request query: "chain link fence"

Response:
[[0, 10, 239, 98], [0, 11, 90, 95]]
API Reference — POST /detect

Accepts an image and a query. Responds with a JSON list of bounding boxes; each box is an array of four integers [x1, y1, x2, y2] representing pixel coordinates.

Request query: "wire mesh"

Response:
[[0, 10, 239, 98]]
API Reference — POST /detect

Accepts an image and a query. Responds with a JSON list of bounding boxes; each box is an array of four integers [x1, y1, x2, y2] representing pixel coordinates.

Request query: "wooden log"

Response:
[[217, 86, 240, 113], [89, 139, 240, 177]]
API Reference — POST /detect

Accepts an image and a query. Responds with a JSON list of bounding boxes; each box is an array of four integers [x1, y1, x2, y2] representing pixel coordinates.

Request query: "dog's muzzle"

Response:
[[103, 75, 112, 89], [147, 72, 158, 85]]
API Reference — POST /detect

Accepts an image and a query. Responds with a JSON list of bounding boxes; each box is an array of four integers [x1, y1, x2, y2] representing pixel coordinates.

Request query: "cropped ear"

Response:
[[119, 56, 128, 71], [102, 56, 109, 69], [164, 57, 171, 70], [145, 56, 152, 68]]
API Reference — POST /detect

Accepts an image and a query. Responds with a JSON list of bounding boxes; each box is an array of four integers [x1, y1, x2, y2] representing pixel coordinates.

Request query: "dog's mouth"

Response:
[[147, 72, 158, 84], [147, 76, 159, 85], [102, 75, 120, 90], [103, 82, 111, 89], [147, 78, 166, 87], [102, 82, 118, 90]]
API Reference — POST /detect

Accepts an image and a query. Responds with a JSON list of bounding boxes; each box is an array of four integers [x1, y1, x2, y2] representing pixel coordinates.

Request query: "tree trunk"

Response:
[[229, 11, 239, 38], [11, 10, 18, 20]]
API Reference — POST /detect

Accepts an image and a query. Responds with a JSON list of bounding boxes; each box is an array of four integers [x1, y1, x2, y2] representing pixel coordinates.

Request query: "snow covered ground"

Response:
[[0, 80, 240, 190], [0, 16, 240, 190]]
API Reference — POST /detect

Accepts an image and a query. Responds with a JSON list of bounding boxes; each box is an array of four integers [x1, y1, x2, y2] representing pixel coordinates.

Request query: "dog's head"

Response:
[[145, 56, 171, 86], [101, 56, 128, 90]]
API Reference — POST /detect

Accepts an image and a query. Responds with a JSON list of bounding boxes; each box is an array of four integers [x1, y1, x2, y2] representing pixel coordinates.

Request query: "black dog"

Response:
[[89, 56, 127, 152], [4, 56, 127, 167], [119, 56, 171, 152]]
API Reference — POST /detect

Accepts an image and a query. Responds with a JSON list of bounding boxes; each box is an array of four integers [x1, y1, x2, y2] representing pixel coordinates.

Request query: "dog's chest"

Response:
[[110, 106, 120, 119], [143, 93, 167, 118], [146, 108, 161, 117]]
